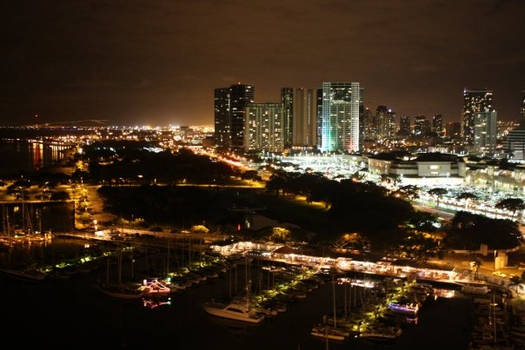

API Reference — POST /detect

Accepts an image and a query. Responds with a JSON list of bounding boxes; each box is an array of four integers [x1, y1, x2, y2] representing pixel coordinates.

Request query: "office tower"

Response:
[[462, 88, 495, 145], [229, 84, 255, 150], [290, 88, 318, 147], [214, 88, 231, 148], [447, 122, 462, 140], [361, 107, 375, 141], [316, 88, 323, 149], [414, 115, 431, 136], [506, 123, 525, 160], [432, 114, 444, 138], [399, 115, 411, 136], [320, 82, 362, 152], [244, 103, 284, 152], [214, 83, 254, 150], [473, 109, 497, 153], [376, 105, 396, 139], [281, 88, 294, 147]]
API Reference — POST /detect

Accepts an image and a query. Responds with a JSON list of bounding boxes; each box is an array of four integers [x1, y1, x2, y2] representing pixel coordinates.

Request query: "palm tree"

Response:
[[428, 188, 448, 208]]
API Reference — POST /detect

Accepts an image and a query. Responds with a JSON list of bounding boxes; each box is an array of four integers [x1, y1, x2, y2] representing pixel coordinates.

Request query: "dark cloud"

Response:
[[1, 0, 524, 125]]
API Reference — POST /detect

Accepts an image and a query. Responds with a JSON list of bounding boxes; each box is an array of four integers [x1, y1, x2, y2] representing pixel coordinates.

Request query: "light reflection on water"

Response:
[[0, 140, 69, 174]]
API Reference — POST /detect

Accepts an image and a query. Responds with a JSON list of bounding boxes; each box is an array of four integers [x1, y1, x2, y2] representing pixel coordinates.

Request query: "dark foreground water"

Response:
[[1, 272, 473, 349], [0, 140, 68, 175]]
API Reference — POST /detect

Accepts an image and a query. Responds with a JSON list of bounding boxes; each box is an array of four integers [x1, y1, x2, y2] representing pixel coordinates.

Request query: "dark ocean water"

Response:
[[1, 271, 473, 350], [0, 140, 67, 175]]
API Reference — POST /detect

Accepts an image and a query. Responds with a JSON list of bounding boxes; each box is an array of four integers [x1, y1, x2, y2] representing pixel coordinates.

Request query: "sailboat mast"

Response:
[[332, 276, 337, 328]]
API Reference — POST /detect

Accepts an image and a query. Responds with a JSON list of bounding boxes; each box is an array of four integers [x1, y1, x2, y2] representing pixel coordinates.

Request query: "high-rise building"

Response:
[[291, 88, 318, 147], [281, 88, 294, 147], [361, 107, 376, 140], [230, 84, 255, 150], [320, 82, 362, 152], [214, 88, 231, 148], [414, 115, 431, 136], [244, 103, 284, 152], [462, 89, 495, 145], [316, 89, 323, 149], [280, 88, 318, 148], [473, 109, 497, 153], [447, 121, 462, 140], [214, 83, 255, 150], [376, 105, 396, 140], [505, 123, 525, 161], [432, 114, 444, 138], [399, 115, 411, 136]]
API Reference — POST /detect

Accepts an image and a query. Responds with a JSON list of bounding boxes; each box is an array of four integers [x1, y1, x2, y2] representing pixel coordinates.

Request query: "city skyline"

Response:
[[2, 0, 525, 125]]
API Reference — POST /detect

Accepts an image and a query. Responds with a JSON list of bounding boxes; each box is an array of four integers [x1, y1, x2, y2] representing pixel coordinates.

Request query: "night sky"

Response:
[[2, 0, 525, 126]]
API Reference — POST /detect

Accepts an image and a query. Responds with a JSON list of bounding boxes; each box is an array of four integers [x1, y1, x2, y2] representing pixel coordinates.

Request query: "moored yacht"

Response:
[[203, 301, 264, 324]]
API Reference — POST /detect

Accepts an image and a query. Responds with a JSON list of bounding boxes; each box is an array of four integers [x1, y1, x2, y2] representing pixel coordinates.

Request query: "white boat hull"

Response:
[[203, 305, 264, 324]]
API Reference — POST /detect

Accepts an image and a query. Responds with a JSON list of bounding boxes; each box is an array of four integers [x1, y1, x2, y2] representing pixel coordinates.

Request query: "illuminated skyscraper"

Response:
[[447, 121, 462, 140], [316, 88, 323, 149], [361, 107, 375, 140], [432, 114, 444, 138], [320, 82, 362, 152], [214, 83, 255, 150], [376, 105, 396, 140], [244, 103, 284, 152], [473, 108, 497, 153], [230, 84, 255, 150], [399, 115, 411, 136], [214, 88, 231, 148], [292, 88, 318, 147], [462, 88, 495, 145], [414, 115, 431, 136], [281, 88, 294, 147], [280, 88, 317, 148]]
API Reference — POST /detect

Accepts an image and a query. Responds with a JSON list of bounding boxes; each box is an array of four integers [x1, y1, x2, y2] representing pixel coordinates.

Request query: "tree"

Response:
[[396, 185, 420, 200], [496, 198, 525, 220], [457, 192, 478, 209], [428, 188, 447, 208]]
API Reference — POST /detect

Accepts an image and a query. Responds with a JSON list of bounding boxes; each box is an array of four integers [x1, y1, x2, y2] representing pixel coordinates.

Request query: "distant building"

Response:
[[281, 88, 294, 147], [473, 109, 497, 154], [447, 121, 462, 140], [291, 88, 318, 148], [244, 103, 284, 152], [316, 88, 323, 149], [214, 83, 254, 150], [320, 82, 362, 153], [432, 114, 444, 138], [362, 107, 376, 140], [465, 163, 525, 195], [368, 152, 466, 177], [399, 115, 411, 136], [214, 88, 231, 148], [280, 88, 318, 148], [506, 123, 525, 161], [414, 115, 431, 136], [462, 88, 495, 146], [376, 105, 396, 140]]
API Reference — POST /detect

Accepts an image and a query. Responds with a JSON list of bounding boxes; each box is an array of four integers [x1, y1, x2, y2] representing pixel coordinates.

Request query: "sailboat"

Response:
[[311, 277, 349, 341], [97, 249, 143, 300]]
